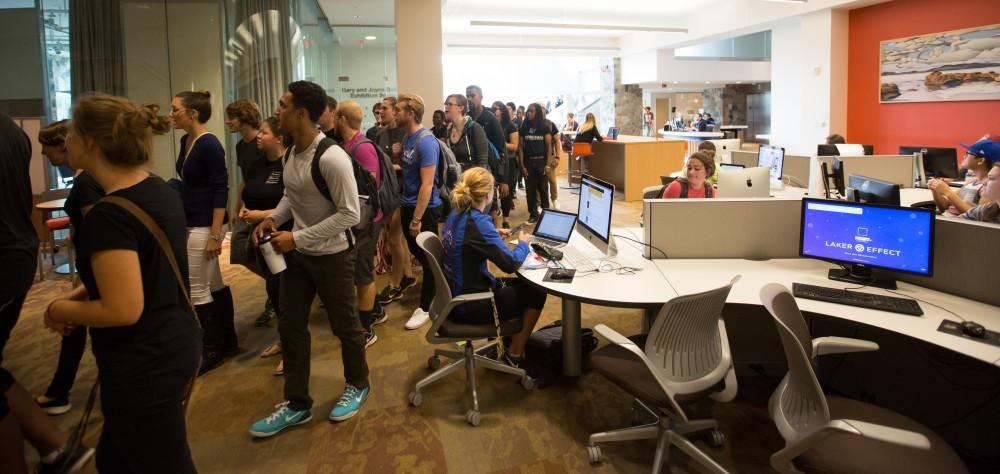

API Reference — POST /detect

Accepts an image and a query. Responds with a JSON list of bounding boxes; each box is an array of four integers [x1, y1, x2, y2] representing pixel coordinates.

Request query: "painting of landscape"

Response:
[[880, 23, 1000, 103]]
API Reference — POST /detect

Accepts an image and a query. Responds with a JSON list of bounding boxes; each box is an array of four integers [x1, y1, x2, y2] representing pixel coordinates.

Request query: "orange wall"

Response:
[[847, 0, 1000, 160]]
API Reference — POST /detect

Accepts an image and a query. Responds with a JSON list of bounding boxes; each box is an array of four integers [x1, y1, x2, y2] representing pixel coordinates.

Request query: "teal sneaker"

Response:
[[328, 384, 369, 421], [249, 401, 312, 438]]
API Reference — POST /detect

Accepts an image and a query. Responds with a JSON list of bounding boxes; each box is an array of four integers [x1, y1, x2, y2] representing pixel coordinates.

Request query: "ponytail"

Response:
[[451, 167, 494, 212]]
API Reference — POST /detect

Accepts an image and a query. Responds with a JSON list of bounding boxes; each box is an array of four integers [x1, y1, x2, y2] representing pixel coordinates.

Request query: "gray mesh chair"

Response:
[[759, 283, 968, 474], [407, 232, 533, 426], [587, 276, 740, 474]]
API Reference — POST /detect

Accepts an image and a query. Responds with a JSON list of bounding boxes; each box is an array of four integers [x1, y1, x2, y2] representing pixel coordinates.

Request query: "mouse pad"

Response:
[[937, 320, 1000, 348], [542, 268, 576, 283]]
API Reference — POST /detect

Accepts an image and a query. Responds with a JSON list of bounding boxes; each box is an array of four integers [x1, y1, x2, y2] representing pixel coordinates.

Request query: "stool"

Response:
[[568, 142, 594, 192], [42, 216, 75, 281]]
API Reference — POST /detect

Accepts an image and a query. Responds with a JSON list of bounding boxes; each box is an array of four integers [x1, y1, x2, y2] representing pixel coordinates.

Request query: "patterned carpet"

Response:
[[6, 180, 785, 473]]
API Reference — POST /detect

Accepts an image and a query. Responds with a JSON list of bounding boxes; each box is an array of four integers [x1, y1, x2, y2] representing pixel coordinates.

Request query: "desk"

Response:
[[718, 125, 748, 140], [518, 230, 674, 376], [36, 198, 66, 211], [654, 258, 1000, 367], [769, 186, 933, 206], [588, 135, 686, 201]]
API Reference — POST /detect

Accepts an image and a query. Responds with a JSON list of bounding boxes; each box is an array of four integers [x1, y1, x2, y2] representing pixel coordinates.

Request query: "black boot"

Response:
[[196, 302, 225, 376], [212, 286, 238, 356]]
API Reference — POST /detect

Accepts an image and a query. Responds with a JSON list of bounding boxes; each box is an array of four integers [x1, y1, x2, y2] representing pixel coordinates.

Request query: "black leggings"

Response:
[[524, 157, 549, 218], [44, 326, 87, 400], [452, 277, 547, 325], [0, 249, 36, 419]]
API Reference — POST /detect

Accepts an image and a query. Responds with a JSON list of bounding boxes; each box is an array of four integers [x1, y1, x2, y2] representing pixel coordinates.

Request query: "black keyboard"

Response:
[[792, 283, 923, 316]]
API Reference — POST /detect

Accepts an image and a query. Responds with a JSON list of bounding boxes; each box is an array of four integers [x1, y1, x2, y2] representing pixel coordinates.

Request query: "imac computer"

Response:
[[899, 146, 960, 179], [719, 163, 745, 172], [846, 174, 901, 206], [799, 198, 935, 289], [606, 127, 620, 140], [716, 166, 770, 198], [757, 144, 785, 189], [576, 174, 616, 255], [817, 144, 874, 156]]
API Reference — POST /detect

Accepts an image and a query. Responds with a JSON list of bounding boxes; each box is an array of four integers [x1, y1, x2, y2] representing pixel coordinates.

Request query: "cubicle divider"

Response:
[[838, 155, 917, 189], [731, 150, 810, 187], [643, 198, 1000, 306], [707, 138, 741, 163]]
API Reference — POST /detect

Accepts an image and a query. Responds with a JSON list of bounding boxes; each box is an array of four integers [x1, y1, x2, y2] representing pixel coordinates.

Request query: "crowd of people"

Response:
[[0, 81, 586, 473]]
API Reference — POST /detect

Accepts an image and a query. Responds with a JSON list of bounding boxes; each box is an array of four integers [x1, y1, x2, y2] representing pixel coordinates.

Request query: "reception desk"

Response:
[[588, 135, 686, 201]]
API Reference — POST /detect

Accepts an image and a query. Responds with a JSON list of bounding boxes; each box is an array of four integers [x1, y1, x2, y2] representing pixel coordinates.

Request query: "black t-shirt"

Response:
[[519, 122, 549, 158], [365, 125, 380, 142], [235, 137, 264, 181], [242, 156, 284, 212], [432, 124, 448, 140], [64, 170, 105, 230], [75, 176, 201, 383], [323, 127, 342, 144], [502, 121, 517, 159], [0, 113, 37, 254], [376, 127, 406, 167]]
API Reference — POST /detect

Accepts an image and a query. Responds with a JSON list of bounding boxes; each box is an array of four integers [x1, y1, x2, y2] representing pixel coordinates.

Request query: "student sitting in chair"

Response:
[[958, 162, 1000, 225], [661, 151, 716, 199], [929, 139, 1000, 216], [441, 168, 547, 368]]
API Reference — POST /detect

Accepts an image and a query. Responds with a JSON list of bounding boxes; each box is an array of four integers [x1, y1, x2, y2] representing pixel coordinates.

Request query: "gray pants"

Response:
[[279, 249, 369, 411]]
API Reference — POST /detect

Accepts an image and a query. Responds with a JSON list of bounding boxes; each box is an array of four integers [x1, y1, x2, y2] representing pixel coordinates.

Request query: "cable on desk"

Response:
[[613, 233, 668, 259]]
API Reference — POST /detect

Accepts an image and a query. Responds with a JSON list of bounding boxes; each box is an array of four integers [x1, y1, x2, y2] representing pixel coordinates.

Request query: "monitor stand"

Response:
[[828, 265, 897, 290], [606, 235, 618, 257]]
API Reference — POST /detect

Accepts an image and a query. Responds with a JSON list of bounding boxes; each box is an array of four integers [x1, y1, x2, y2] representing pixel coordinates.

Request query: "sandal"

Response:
[[259, 341, 282, 358], [273, 360, 284, 376]]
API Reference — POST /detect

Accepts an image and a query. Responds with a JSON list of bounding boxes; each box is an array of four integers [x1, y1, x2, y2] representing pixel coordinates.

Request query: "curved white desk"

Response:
[[659, 131, 725, 139], [518, 230, 675, 376]]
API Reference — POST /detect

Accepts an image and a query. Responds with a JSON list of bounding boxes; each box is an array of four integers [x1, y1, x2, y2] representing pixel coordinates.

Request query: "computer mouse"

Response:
[[551, 269, 574, 280], [961, 321, 986, 339]]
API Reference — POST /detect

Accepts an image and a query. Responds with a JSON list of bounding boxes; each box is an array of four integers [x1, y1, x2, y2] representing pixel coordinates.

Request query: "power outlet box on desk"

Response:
[[937, 320, 1000, 348]]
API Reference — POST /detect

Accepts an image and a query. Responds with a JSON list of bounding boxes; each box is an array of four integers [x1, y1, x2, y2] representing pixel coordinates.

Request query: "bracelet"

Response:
[[210, 233, 223, 242]]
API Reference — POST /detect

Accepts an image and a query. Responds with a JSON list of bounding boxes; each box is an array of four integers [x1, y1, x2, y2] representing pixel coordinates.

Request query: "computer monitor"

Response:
[[577, 174, 615, 254], [606, 127, 620, 140], [757, 144, 785, 187], [716, 166, 770, 198], [532, 209, 578, 245], [817, 144, 874, 156], [799, 198, 935, 289], [719, 163, 745, 172], [899, 146, 960, 179], [830, 158, 846, 196], [846, 174, 901, 206]]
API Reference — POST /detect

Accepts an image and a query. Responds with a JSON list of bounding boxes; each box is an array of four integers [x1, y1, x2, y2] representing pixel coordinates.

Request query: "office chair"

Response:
[[759, 283, 968, 474], [587, 276, 741, 474], [407, 232, 533, 426]]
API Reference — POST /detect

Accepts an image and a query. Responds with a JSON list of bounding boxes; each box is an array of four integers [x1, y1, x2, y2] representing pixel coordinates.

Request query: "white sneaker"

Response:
[[405, 307, 430, 330]]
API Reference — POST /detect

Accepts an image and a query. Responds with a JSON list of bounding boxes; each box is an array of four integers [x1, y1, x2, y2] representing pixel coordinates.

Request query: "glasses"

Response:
[[444, 102, 459, 107], [170, 107, 189, 115]]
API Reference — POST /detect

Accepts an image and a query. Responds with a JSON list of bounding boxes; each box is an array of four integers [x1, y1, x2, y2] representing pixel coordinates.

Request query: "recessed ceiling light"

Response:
[[705, 81, 711, 84], [736, 81, 742, 84], [365, 36, 376, 40], [470, 20, 686, 33], [673, 81, 679, 84]]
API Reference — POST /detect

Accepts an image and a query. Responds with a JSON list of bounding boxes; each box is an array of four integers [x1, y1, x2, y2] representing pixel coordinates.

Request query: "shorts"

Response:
[[353, 221, 382, 285]]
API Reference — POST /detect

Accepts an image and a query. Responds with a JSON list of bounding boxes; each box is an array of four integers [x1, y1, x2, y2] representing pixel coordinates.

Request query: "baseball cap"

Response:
[[960, 139, 1000, 165]]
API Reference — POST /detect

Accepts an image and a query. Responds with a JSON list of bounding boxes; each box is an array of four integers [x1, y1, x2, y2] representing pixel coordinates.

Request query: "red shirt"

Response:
[[661, 180, 713, 199]]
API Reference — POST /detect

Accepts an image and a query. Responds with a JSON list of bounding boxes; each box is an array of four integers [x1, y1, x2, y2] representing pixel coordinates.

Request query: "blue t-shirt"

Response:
[[402, 128, 441, 208]]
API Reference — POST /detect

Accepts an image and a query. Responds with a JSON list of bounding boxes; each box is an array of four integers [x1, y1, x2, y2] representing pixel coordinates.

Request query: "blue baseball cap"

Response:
[[961, 139, 1000, 165]]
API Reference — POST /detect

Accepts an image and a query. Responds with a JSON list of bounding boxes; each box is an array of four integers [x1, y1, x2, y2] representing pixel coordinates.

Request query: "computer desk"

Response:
[[770, 186, 933, 206], [653, 257, 1000, 367], [517, 229, 675, 376]]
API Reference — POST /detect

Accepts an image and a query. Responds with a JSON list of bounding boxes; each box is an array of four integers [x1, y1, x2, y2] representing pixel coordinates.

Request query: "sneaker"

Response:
[[527, 215, 538, 224], [254, 303, 277, 327], [249, 401, 312, 438], [36, 396, 72, 416], [376, 286, 402, 305], [398, 276, 417, 292], [501, 221, 511, 229], [370, 305, 388, 326], [329, 384, 369, 421], [364, 330, 378, 349], [37, 444, 95, 474], [404, 307, 430, 330], [500, 352, 524, 369]]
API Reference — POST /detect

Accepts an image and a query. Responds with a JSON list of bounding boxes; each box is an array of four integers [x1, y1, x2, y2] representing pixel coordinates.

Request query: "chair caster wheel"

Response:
[[520, 376, 535, 390], [587, 445, 602, 464], [466, 409, 481, 426], [408, 391, 422, 407], [707, 429, 725, 448], [427, 356, 441, 370]]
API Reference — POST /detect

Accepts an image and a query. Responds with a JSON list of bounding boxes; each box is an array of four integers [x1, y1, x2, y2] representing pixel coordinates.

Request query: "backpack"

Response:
[[525, 320, 599, 374], [679, 180, 714, 198], [461, 119, 505, 180], [283, 137, 356, 246], [346, 135, 401, 217], [415, 128, 460, 202]]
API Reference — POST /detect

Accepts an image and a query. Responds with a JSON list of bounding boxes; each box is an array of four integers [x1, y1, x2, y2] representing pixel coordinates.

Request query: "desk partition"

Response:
[[838, 155, 917, 189], [731, 150, 810, 187], [643, 198, 1000, 306]]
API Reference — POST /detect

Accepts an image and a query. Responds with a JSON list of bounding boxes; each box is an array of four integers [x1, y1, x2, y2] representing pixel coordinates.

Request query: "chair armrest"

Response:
[[770, 419, 929, 474], [594, 324, 688, 417], [812, 337, 879, 358], [594, 323, 640, 349]]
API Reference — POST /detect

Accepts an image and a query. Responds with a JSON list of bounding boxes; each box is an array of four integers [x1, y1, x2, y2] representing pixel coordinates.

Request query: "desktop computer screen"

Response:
[[799, 198, 934, 287], [577, 174, 614, 248], [899, 146, 960, 179], [757, 144, 785, 185], [846, 174, 901, 206], [606, 127, 620, 140]]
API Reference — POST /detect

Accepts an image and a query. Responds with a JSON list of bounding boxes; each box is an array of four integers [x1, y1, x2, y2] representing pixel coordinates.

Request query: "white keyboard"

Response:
[[562, 245, 599, 272]]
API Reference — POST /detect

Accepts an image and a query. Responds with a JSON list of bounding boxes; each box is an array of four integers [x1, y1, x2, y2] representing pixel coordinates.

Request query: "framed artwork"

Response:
[[880, 23, 1000, 103]]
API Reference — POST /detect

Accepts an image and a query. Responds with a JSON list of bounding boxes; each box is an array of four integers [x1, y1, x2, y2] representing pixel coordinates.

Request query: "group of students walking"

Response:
[[0, 78, 582, 472]]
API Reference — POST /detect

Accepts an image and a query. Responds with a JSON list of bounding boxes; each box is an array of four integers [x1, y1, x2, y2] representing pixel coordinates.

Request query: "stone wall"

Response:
[[700, 84, 763, 125], [613, 57, 644, 135]]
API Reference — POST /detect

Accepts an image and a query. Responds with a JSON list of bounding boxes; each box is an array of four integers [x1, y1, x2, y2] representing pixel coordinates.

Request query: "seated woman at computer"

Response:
[[928, 139, 1000, 216], [573, 113, 603, 145], [661, 151, 716, 199], [441, 168, 547, 367], [958, 162, 1000, 224]]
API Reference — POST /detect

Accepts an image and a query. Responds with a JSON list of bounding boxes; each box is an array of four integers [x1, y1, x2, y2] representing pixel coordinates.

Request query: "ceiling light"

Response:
[[448, 44, 620, 52], [673, 81, 679, 84], [736, 81, 742, 84], [470, 20, 686, 34], [705, 81, 711, 84], [365, 35, 376, 40]]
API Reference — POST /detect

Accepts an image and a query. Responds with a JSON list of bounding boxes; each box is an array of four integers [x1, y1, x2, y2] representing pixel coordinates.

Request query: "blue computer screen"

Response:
[[800, 199, 934, 275]]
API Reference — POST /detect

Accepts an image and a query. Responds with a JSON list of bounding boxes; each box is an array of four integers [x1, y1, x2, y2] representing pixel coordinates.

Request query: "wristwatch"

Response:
[[210, 233, 223, 242], [412, 217, 422, 225]]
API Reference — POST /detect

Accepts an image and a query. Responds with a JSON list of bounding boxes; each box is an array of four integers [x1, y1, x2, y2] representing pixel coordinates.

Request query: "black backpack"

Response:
[[345, 135, 401, 217], [282, 137, 355, 246], [525, 320, 599, 373]]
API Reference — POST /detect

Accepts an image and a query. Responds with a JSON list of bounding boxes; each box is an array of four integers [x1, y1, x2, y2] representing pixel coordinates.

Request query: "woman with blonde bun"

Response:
[[440, 168, 547, 367], [171, 89, 235, 375], [45, 93, 200, 473]]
